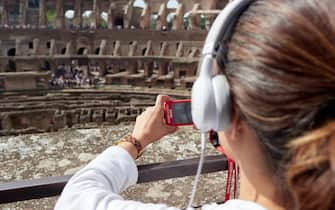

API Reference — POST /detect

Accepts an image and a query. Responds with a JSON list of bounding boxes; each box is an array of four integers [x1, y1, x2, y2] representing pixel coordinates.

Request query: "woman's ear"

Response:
[[217, 106, 243, 160]]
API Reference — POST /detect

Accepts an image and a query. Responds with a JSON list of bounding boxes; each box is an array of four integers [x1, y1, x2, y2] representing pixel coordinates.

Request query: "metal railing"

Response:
[[0, 155, 227, 204]]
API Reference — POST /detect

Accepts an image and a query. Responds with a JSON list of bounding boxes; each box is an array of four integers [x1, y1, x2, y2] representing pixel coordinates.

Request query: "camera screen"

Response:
[[171, 102, 193, 124]]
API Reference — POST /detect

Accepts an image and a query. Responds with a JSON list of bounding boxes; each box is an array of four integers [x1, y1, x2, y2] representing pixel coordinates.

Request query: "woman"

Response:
[[55, 0, 335, 209]]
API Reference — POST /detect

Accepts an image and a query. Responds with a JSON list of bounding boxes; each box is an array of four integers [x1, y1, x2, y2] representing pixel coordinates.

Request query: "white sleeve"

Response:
[[54, 146, 180, 210]]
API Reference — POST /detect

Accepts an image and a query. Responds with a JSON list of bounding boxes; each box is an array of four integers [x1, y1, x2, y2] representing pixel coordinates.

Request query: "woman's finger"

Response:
[[155, 95, 171, 108]]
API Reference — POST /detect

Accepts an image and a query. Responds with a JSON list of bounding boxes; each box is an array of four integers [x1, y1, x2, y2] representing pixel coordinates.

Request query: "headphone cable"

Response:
[[186, 132, 207, 209]]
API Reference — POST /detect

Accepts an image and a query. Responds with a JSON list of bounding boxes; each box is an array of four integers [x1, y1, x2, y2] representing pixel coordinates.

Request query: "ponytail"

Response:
[[287, 121, 335, 210]]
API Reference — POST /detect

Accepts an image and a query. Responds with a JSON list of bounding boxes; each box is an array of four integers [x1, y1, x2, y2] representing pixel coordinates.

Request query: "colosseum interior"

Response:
[[0, 0, 231, 209]]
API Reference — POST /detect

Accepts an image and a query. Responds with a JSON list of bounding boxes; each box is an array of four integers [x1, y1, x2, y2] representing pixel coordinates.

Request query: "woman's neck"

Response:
[[238, 168, 286, 210]]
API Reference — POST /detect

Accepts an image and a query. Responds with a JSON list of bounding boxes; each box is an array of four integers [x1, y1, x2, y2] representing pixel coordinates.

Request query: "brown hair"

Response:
[[217, 0, 335, 209]]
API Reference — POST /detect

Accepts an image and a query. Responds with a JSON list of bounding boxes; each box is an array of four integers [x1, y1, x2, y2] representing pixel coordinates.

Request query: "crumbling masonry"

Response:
[[0, 0, 228, 135]]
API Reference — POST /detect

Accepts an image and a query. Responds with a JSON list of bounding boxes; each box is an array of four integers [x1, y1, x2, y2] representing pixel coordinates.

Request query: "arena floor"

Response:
[[0, 124, 229, 210]]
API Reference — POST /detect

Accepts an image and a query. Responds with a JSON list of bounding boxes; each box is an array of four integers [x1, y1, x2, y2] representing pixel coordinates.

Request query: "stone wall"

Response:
[[0, 87, 190, 135], [0, 0, 230, 91], [0, 29, 204, 90], [2, 0, 226, 30]]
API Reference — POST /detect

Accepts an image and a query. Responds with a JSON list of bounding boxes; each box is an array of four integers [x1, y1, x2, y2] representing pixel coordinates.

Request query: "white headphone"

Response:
[[191, 0, 255, 132]]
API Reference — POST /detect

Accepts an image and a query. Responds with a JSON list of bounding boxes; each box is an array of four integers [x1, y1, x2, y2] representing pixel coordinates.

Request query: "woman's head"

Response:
[[217, 0, 335, 209]]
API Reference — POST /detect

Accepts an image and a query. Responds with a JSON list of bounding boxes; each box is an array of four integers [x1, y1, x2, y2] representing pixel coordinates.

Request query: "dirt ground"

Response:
[[0, 125, 229, 210]]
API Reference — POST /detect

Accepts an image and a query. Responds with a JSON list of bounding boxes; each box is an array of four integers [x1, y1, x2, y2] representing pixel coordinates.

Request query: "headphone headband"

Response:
[[191, 0, 254, 132]]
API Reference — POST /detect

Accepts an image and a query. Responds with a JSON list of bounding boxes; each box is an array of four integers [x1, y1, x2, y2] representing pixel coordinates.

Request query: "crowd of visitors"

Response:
[[49, 64, 103, 88]]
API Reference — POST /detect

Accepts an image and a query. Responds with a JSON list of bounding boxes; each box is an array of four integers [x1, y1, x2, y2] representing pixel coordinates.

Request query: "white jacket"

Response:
[[54, 146, 266, 210]]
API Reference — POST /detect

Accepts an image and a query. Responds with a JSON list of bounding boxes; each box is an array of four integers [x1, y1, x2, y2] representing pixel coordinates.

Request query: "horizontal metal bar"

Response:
[[138, 155, 227, 183], [0, 155, 227, 204]]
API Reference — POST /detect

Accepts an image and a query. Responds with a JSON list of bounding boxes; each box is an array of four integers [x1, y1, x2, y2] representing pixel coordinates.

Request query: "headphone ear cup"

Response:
[[191, 75, 217, 132], [191, 56, 218, 132], [212, 75, 231, 131]]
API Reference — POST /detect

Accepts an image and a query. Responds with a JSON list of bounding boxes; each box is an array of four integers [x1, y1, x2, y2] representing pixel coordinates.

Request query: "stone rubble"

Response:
[[0, 124, 229, 210]]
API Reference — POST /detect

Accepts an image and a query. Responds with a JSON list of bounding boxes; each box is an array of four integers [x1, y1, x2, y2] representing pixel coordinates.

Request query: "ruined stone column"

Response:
[[176, 41, 184, 57], [127, 61, 137, 74], [158, 62, 168, 76], [49, 60, 57, 72], [49, 39, 56, 56], [15, 40, 21, 56], [144, 61, 153, 77], [144, 41, 153, 77], [0, 1, 9, 27], [140, 4, 151, 29], [55, 0, 65, 29], [0, 41, 2, 56], [159, 41, 168, 56], [65, 41, 73, 55], [107, 3, 115, 29], [172, 4, 185, 30], [99, 40, 107, 56], [156, 3, 167, 30], [39, 0, 47, 28], [0, 41, 3, 72], [73, 0, 82, 29], [128, 41, 137, 56], [91, 0, 100, 29], [144, 41, 153, 56], [19, 0, 27, 27], [189, 4, 201, 30], [113, 41, 121, 56], [124, 0, 134, 29], [32, 38, 40, 55]]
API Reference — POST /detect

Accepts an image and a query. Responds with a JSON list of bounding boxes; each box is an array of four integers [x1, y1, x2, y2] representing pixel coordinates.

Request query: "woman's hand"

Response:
[[132, 95, 178, 148]]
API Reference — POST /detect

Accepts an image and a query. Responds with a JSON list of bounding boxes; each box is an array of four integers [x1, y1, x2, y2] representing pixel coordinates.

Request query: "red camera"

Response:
[[163, 99, 193, 126]]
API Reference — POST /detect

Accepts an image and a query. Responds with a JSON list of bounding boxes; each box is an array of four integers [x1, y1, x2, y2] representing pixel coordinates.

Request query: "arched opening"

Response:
[[0, 79, 4, 91], [113, 16, 124, 29], [46, 41, 51, 49], [77, 47, 87, 55], [200, 14, 206, 30], [167, 0, 179, 9], [183, 12, 190, 30], [100, 12, 108, 28], [7, 48, 16, 56], [166, 13, 176, 30], [65, 10, 75, 19], [28, 0, 39, 9], [142, 48, 147, 56], [191, 49, 200, 58], [46, 8, 56, 28], [65, 10, 75, 29], [7, 60, 16, 72], [133, 0, 145, 8], [61, 47, 67, 55], [187, 49, 193, 56], [150, 13, 158, 29], [28, 42, 34, 49], [82, 10, 92, 29], [95, 48, 100, 55], [179, 70, 186, 77], [176, 42, 180, 50], [8, 4, 20, 25], [41, 60, 51, 71]]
